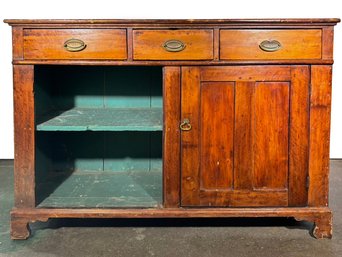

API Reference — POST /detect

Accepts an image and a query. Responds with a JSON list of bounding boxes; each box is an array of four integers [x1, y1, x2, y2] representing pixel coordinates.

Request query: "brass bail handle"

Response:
[[64, 38, 87, 52], [180, 118, 192, 131], [259, 40, 281, 52], [163, 39, 186, 52]]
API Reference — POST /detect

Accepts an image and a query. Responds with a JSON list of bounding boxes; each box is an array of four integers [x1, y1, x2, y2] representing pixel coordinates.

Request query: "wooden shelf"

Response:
[[36, 169, 162, 208], [36, 107, 163, 131]]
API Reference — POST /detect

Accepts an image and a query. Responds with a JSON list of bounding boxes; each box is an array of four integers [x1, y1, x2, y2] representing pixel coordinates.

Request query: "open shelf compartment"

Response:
[[34, 66, 163, 208], [35, 66, 163, 132]]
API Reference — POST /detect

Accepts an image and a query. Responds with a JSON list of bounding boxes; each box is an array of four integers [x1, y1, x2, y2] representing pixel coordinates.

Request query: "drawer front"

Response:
[[220, 30, 322, 60], [133, 30, 213, 60], [24, 29, 127, 60]]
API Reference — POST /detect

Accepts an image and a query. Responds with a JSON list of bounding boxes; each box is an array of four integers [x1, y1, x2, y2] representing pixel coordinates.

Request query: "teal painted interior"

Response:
[[36, 170, 162, 208], [36, 107, 163, 131], [34, 66, 163, 208], [35, 66, 163, 130]]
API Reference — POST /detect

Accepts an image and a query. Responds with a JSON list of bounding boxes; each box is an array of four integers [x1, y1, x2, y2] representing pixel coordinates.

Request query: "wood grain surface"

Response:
[[220, 30, 322, 59], [308, 65, 332, 207], [13, 65, 35, 208], [133, 30, 213, 60], [24, 29, 127, 60]]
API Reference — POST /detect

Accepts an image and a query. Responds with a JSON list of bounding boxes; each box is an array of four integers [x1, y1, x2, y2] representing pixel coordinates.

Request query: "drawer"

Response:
[[133, 30, 213, 60], [23, 29, 127, 60], [220, 30, 322, 60]]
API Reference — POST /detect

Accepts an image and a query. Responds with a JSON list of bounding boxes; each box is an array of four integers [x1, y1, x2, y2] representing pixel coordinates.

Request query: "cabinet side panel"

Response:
[[322, 27, 334, 60], [289, 66, 310, 206], [308, 65, 332, 207], [253, 82, 289, 190], [13, 65, 35, 208], [163, 67, 181, 207], [200, 82, 234, 189]]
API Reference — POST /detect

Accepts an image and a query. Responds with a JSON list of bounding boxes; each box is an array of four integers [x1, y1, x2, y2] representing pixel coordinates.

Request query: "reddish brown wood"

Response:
[[13, 65, 35, 208], [10, 206, 330, 218], [311, 212, 333, 239], [201, 66, 292, 81], [163, 67, 181, 208], [11, 215, 49, 240], [220, 30, 322, 60], [10, 206, 332, 239], [11, 59, 335, 66], [253, 82, 289, 190], [200, 82, 234, 190], [213, 28, 220, 60], [4, 18, 340, 26], [133, 30, 214, 60], [181, 67, 201, 206], [12, 27, 23, 60], [199, 190, 288, 207], [181, 66, 301, 207], [127, 28, 133, 61], [322, 27, 334, 60], [295, 211, 332, 239], [11, 217, 31, 240], [24, 29, 127, 60], [289, 66, 310, 206], [233, 82, 254, 190], [308, 65, 332, 207]]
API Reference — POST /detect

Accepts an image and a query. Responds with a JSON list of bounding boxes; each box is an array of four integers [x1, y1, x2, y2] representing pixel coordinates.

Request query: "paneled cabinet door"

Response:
[[181, 66, 310, 207]]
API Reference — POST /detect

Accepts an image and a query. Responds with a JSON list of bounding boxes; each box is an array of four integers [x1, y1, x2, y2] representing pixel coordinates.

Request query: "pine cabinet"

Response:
[[4, 18, 339, 240]]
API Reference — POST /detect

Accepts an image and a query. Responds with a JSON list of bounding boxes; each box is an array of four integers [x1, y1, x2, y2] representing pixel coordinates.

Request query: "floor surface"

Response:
[[0, 160, 341, 257]]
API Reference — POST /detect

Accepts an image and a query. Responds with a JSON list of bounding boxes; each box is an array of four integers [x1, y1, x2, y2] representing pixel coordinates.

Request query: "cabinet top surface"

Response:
[[4, 18, 340, 26]]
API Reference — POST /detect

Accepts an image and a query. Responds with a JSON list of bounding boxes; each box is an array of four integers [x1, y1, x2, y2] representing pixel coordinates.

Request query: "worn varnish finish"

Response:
[[253, 82, 289, 189], [24, 29, 127, 60], [10, 207, 332, 239], [13, 65, 35, 208], [5, 19, 339, 240], [12, 27, 24, 60], [4, 18, 340, 25], [200, 82, 234, 190], [163, 67, 181, 208], [233, 81, 254, 190], [133, 30, 213, 60], [220, 30, 322, 60], [308, 65, 332, 207], [180, 67, 201, 206], [322, 27, 335, 60], [181, 66, 304, 207], [289, 66, 310, 206]]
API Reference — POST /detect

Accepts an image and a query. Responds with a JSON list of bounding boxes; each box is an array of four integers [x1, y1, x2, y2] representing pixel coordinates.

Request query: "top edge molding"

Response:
[[4, 18, 341, 26]]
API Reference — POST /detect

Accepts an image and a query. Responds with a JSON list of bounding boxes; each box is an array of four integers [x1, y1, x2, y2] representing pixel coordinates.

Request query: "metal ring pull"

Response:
[[180, 118, 192, 131], [163, 39, 186, 52], [259, 40, 282, 52], [64, 39, 87, 52]]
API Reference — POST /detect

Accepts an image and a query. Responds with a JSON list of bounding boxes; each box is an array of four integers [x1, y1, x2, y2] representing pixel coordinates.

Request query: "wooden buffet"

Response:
[[4, 18, 340, 239]]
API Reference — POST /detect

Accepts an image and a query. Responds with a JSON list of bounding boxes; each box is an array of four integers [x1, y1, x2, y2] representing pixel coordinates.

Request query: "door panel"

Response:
[[253, 82, 289, 190], [234, 82, 254, 190], [200, 82, 234, 190], [181, 66, 309, 207]]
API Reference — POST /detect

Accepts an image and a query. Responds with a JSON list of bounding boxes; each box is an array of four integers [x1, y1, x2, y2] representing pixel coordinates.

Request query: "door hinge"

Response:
[[306, 176, 310, 189]]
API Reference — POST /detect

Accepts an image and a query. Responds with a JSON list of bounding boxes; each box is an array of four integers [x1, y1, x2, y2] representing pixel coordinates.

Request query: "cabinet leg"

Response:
[[295, 211, 332, 239], [311, 213, 332, 239], [11, 217, 31, 240]]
